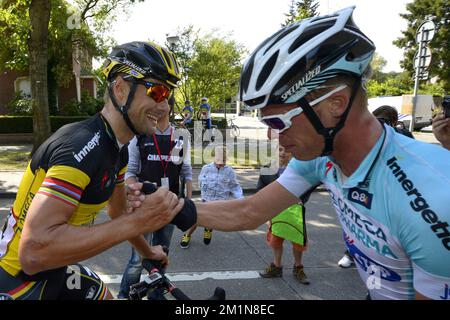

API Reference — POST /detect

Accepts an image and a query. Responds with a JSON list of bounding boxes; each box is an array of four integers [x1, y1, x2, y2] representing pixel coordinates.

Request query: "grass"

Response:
[[0, 150, 30, 170], [0, 142, 275, 170]]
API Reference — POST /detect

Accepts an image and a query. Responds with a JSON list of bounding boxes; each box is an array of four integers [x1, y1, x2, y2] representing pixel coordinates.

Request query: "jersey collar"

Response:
[[99, 113, 121, 149]]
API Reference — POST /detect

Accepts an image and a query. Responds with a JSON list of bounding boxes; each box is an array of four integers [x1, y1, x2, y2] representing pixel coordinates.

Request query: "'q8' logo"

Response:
[[348, 187, 373, 209], [352, 190, 368, 203]]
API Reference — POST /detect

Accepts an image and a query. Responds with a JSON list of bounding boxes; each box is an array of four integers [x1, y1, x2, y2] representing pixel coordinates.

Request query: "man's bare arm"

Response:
[[19, 187, 182, 275], [196, 181, 298, 231]]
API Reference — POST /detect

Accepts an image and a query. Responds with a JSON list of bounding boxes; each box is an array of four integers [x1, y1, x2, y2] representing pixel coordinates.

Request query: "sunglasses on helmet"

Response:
[[123, 76, 172, 103], [260, 85, 347, 133]]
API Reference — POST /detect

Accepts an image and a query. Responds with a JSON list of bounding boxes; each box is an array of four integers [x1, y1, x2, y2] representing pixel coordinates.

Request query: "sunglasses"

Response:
[[123, 76, 171, 103], [260, 85, 347, 133]]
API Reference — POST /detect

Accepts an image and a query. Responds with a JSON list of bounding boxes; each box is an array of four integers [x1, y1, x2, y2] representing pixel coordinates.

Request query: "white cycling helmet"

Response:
[[238, 6, 375, 156], [239, 6, 375, 110]]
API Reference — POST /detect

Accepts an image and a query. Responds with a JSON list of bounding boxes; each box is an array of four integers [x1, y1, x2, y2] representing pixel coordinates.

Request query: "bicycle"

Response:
[[128, 255, 226, 300], [227, 117, 240, 138]]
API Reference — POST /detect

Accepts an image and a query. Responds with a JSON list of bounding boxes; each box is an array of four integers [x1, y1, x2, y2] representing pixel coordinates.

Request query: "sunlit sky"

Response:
[[108, 0, 412, 72]]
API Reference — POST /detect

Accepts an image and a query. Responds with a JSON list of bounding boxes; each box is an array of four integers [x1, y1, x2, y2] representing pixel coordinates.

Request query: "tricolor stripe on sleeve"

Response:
[[115, 165, 127, 185], [37, 177, 83, 207]]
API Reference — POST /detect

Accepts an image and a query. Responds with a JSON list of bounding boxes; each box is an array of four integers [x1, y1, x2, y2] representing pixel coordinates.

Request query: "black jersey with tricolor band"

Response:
[[0, 113, 128, 276]]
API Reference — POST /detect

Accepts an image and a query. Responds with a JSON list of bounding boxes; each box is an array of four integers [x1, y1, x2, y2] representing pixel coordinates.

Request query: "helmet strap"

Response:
[[108, 81, 140, 135], [298, 77, 361, 156]]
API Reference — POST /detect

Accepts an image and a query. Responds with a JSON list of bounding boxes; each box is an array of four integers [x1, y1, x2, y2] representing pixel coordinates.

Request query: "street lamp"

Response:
[[166, 35, 180, 50], [166, 35, 180, 122]]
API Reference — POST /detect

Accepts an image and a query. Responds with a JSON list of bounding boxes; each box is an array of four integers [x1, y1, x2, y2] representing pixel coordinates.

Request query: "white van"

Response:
[[368, 95, 440, 130]]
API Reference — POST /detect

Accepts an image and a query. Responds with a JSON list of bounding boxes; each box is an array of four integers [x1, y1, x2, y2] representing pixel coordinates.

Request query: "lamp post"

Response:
[[166, 35, 180, 50]]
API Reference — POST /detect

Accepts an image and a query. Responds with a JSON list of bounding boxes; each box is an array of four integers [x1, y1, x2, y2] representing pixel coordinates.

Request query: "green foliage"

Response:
[[6, 91, 33, 115], [370, 52, 388, 82], [59, 89, 103, 116], [59, 98, 81, 116], [282, 0, 319, 26], [0, 115, 89, 133], [212, 117, 227, 129], [419, 81, 445, 96], [366, 69, 444, 98], [0, 0, 31, 71], [393, 0, 450, 91]]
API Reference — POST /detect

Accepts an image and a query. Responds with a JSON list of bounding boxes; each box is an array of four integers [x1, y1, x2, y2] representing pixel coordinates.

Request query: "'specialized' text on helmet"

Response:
[[102, 41, 181, 88]]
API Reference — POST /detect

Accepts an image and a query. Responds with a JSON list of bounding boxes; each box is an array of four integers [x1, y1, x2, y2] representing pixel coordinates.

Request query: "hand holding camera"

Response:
[[432, 95, 450, 150]]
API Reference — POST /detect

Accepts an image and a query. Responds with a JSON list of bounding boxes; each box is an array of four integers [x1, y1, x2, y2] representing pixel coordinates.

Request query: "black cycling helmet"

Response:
[[239, 6, 375, 155], [103, 41, 181, 88], [102, 41, 181, 135]]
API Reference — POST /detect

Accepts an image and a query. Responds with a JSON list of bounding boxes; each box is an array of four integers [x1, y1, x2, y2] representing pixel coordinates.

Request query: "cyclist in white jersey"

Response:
[[142, 6, 450, 300]]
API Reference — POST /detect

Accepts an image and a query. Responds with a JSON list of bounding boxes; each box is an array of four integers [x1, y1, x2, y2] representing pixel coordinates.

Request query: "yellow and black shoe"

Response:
[[203, 228, 213, 245], [180, 234, 191, 249]]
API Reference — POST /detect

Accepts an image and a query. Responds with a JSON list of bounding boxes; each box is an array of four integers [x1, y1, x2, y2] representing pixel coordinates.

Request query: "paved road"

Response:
[[0, 191, 367, 300]]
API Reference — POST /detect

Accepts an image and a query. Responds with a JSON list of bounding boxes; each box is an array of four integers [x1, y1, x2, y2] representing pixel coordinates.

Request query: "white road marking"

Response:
[[99, 270, 261, 284]]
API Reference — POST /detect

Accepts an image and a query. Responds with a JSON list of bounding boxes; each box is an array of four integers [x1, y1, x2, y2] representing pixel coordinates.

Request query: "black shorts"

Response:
[[0, 264, 109, 300]]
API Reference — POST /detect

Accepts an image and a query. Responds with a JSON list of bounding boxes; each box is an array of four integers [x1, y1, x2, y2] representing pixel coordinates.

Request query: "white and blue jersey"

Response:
[[277, 124, 450, 300]]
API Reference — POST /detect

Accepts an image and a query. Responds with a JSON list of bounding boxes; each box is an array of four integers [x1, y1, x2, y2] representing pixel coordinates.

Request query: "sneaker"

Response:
[[203, 228, 212, 245], [338, 254, 354, 268], [180, 234, 191, 249], [293, 265, 310, 285], [259, 263, 283, 278]]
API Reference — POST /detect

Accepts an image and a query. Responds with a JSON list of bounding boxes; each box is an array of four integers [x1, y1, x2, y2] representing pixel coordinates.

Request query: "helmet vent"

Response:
[[263, 25, 299, 55], [256, 50, 279, 91], [240, 55, 255, 95], [288, 21, 335, 54]]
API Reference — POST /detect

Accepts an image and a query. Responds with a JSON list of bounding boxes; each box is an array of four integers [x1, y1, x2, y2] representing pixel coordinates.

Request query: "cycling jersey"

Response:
[[277, 124, 450, 300], [199, 103, 211, 120], [0, 113, 128, 278]]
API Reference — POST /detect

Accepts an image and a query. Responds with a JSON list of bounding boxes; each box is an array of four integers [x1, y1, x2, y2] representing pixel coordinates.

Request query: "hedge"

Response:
[[0, 115, 228, 133], [0, 116, 89, 133]]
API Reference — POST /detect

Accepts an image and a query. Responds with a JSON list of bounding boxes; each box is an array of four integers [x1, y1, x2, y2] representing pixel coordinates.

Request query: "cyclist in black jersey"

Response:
[[0, 41, 185, 299]]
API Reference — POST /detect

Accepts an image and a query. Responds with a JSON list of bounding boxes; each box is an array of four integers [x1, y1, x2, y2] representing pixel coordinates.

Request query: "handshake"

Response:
[[141, 182, 197, 232]]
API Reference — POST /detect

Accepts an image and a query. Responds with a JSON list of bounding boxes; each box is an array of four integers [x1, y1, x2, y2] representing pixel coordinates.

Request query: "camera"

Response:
[[443, 95, 450, 118]]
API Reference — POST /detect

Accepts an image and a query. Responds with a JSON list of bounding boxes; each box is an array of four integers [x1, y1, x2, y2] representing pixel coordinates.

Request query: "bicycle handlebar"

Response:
[[128, 256, 226, 300], [127, 191, 226, 300]]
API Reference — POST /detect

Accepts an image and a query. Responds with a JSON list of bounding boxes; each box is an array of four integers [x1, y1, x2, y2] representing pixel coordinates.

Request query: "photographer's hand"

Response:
[[432, 112, 450, 150]]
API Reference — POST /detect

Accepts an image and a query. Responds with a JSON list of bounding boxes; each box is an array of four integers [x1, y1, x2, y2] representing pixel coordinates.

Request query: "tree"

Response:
[[167, 27, 247, 117], [282, 0, 319, 26], [29, 0, 52, 152], [370, 52, 388, 82], [393, 0, 450, 92]]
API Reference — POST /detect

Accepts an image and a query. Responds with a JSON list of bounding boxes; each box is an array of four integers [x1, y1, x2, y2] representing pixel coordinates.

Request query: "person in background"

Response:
[[181, 99, 194, 129], [179, 146, 242, 248], [118, 94, 193, 299], [258, 145, 314, 285], [198, 97, 212, 130], [432, 95, 450, 150], [372, 105, 414, 139]]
